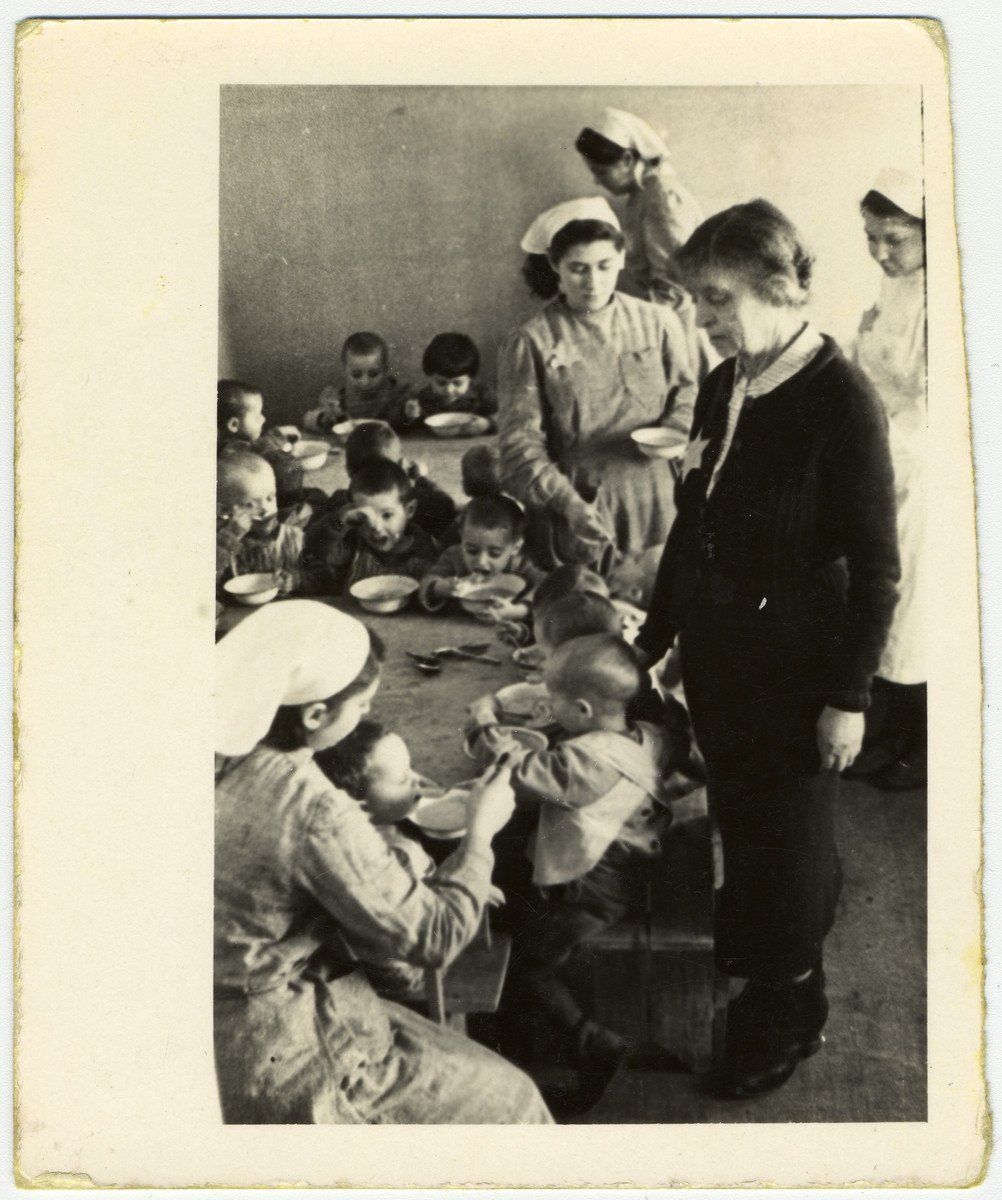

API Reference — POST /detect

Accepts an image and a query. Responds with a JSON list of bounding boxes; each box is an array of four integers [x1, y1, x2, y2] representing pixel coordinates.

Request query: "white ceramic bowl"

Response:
[[630, 427, 686, 460], [410, 786, 473, 839], [495, 682, 554, 729], [349, 574, 419, 614], [223, 572, 280, 606], [457, 573, 525, 617], [290, 439, 330, 471], [424, 412, 476, 438]]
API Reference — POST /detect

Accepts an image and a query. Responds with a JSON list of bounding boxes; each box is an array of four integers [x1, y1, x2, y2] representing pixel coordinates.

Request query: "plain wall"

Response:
[[220, 85, 921, 425]]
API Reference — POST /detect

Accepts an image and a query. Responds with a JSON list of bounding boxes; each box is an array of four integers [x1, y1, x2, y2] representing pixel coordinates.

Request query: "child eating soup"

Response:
[[467, 633, 682, 1114], [304, 458, 439, 595], [419, 494, 544, 614], [216, 451, 309, 596], [305, 332, 412, 429], [391, 332, 497, 432]]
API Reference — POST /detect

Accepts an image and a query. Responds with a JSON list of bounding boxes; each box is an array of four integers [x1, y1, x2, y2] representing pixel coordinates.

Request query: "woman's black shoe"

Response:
[[701, 966, 828, 1100]]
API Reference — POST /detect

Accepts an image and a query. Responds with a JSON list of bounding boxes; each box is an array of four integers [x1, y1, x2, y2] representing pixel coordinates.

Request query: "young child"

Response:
[[390, 332, 497, 433], [304, 458, 439, 595], [468, 633, 686, 1111], [217, 379, 306, 510], [216, 451, 310, 595], [419, 494, 545, 615], [532, 589, 623, 662], [304, 332, 411, 429], [461, 443, 502, 498], [326, 420, 457, 544], [314, 720, 439, 1002]]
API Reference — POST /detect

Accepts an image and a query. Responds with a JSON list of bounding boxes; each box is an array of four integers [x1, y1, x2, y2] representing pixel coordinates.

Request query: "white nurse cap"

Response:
[[870, 167, 924, 221], [520, 196, 621, 255], [215, 600, 371, 756]]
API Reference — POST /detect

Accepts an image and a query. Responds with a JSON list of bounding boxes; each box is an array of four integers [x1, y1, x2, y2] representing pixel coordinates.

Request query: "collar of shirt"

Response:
[[735, 322, 824, 398]]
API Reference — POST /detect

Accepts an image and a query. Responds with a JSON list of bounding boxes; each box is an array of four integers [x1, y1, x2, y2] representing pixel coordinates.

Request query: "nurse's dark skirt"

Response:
[[679, 577, 843, 981]]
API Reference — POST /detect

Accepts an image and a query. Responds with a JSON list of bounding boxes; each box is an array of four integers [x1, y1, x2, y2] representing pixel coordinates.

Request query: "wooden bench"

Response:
[[563, 791, 728, 1072], [425, 916, 512, 1033]]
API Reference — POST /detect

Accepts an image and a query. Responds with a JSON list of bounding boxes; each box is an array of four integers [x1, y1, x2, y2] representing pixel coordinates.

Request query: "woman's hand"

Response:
[[816, 706, 865, 772], [465, 765, 516, 841], [566, 501, 611, 546]]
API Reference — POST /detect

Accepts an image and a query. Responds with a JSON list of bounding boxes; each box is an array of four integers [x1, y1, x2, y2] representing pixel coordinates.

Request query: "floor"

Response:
[[575, 778, 928, 1124]]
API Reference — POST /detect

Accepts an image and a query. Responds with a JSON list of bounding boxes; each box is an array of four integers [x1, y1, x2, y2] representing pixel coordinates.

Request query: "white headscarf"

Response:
[[520, 196, 621, 255], [588, 107, 671, 163], [870, 167, 924, 222], [215, 600, 371, 757]]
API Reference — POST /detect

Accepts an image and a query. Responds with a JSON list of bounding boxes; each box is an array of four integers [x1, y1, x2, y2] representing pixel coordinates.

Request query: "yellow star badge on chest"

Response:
[[681, 433, 711, 483]]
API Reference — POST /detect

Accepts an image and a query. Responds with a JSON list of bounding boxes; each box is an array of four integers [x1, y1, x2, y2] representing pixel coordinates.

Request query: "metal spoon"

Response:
[[406, 652, 443, 674], [432, 645, 501, 665]]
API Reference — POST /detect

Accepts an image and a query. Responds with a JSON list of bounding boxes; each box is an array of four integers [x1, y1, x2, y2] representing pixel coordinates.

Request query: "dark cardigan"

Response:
[[635, 335, 900, 712]]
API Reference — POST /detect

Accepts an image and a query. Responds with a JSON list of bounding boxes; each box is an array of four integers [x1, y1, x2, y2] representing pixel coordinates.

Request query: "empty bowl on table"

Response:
[[290, 439, 330, 471], [424, 412, 476, 438], [409, 785, 474, 839], [223, 572, 281, 607], [349, 574, 419, 614], [630, 427, 686, 460], [457, 573, 525, 618]]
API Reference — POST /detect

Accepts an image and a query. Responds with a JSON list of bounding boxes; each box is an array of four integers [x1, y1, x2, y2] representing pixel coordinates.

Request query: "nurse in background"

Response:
[[575, 106, 717, 380], [850, 168, 927, 790]]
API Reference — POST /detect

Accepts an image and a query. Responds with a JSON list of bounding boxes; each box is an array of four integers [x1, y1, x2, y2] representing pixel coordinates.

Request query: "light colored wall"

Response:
[[220, 85, 921, 424]]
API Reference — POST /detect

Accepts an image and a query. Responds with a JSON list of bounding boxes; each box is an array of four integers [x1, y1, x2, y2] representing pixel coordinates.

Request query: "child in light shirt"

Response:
[[468, 634, 688, 1110], [389, 332, 497, 433], [304, 332, 412, 429], [326, 420, 456, 545], [419, 495, 545, 616], [304, 458, 439, 595], [216, 451, 310, 596]]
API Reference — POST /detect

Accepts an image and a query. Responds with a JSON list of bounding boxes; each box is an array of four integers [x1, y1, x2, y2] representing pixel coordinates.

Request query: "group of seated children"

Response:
[[294, 553, 699, 1115], [304, 331, 497, 434]]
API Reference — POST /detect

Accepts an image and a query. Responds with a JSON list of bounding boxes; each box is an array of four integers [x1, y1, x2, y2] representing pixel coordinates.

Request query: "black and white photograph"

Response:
[[15, 16, 985, 1190]]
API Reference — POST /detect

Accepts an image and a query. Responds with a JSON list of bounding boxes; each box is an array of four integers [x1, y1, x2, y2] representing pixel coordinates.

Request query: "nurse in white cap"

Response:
[[850, 168, 927, 790], [500, 196, 697, 570], [213, 601, 552, 1124], [575, 108, 704, 307]]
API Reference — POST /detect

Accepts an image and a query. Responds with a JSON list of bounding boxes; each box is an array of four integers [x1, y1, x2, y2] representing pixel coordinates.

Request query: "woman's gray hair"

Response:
[[675, 199, 814, 308]]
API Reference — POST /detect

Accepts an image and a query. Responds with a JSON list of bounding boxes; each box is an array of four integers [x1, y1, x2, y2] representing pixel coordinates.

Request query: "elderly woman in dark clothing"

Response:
[[634, 200, 900, 1099]]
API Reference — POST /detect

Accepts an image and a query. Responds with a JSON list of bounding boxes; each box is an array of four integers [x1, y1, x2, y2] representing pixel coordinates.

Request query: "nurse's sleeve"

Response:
[[497, 330, 586, 520], [297, 787, 492, 971], [658, 305, 698, 440], [642, 175, 704, 302]]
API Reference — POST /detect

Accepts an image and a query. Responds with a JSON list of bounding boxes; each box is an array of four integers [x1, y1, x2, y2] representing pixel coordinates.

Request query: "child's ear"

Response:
[[405, 499, 418, 520], [300, 701, 331, 732], [226, 416, 241, 434], [576, 697, 594, 720]]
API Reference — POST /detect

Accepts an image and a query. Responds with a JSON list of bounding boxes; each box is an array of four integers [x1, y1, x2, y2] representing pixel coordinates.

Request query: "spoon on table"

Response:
[[406, 652, 443, 674], [432, 643, 501, 665]]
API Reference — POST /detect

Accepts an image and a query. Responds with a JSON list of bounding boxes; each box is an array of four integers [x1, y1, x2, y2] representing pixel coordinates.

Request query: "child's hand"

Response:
[[217, 509, 254, 539], [342, 505, 376, 531], [274, 569, 295, 596], [430, 576, 458, 599], [467, 694, 499, 727], [485, 598, 527, 623], [404, 398, 423, 421]]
